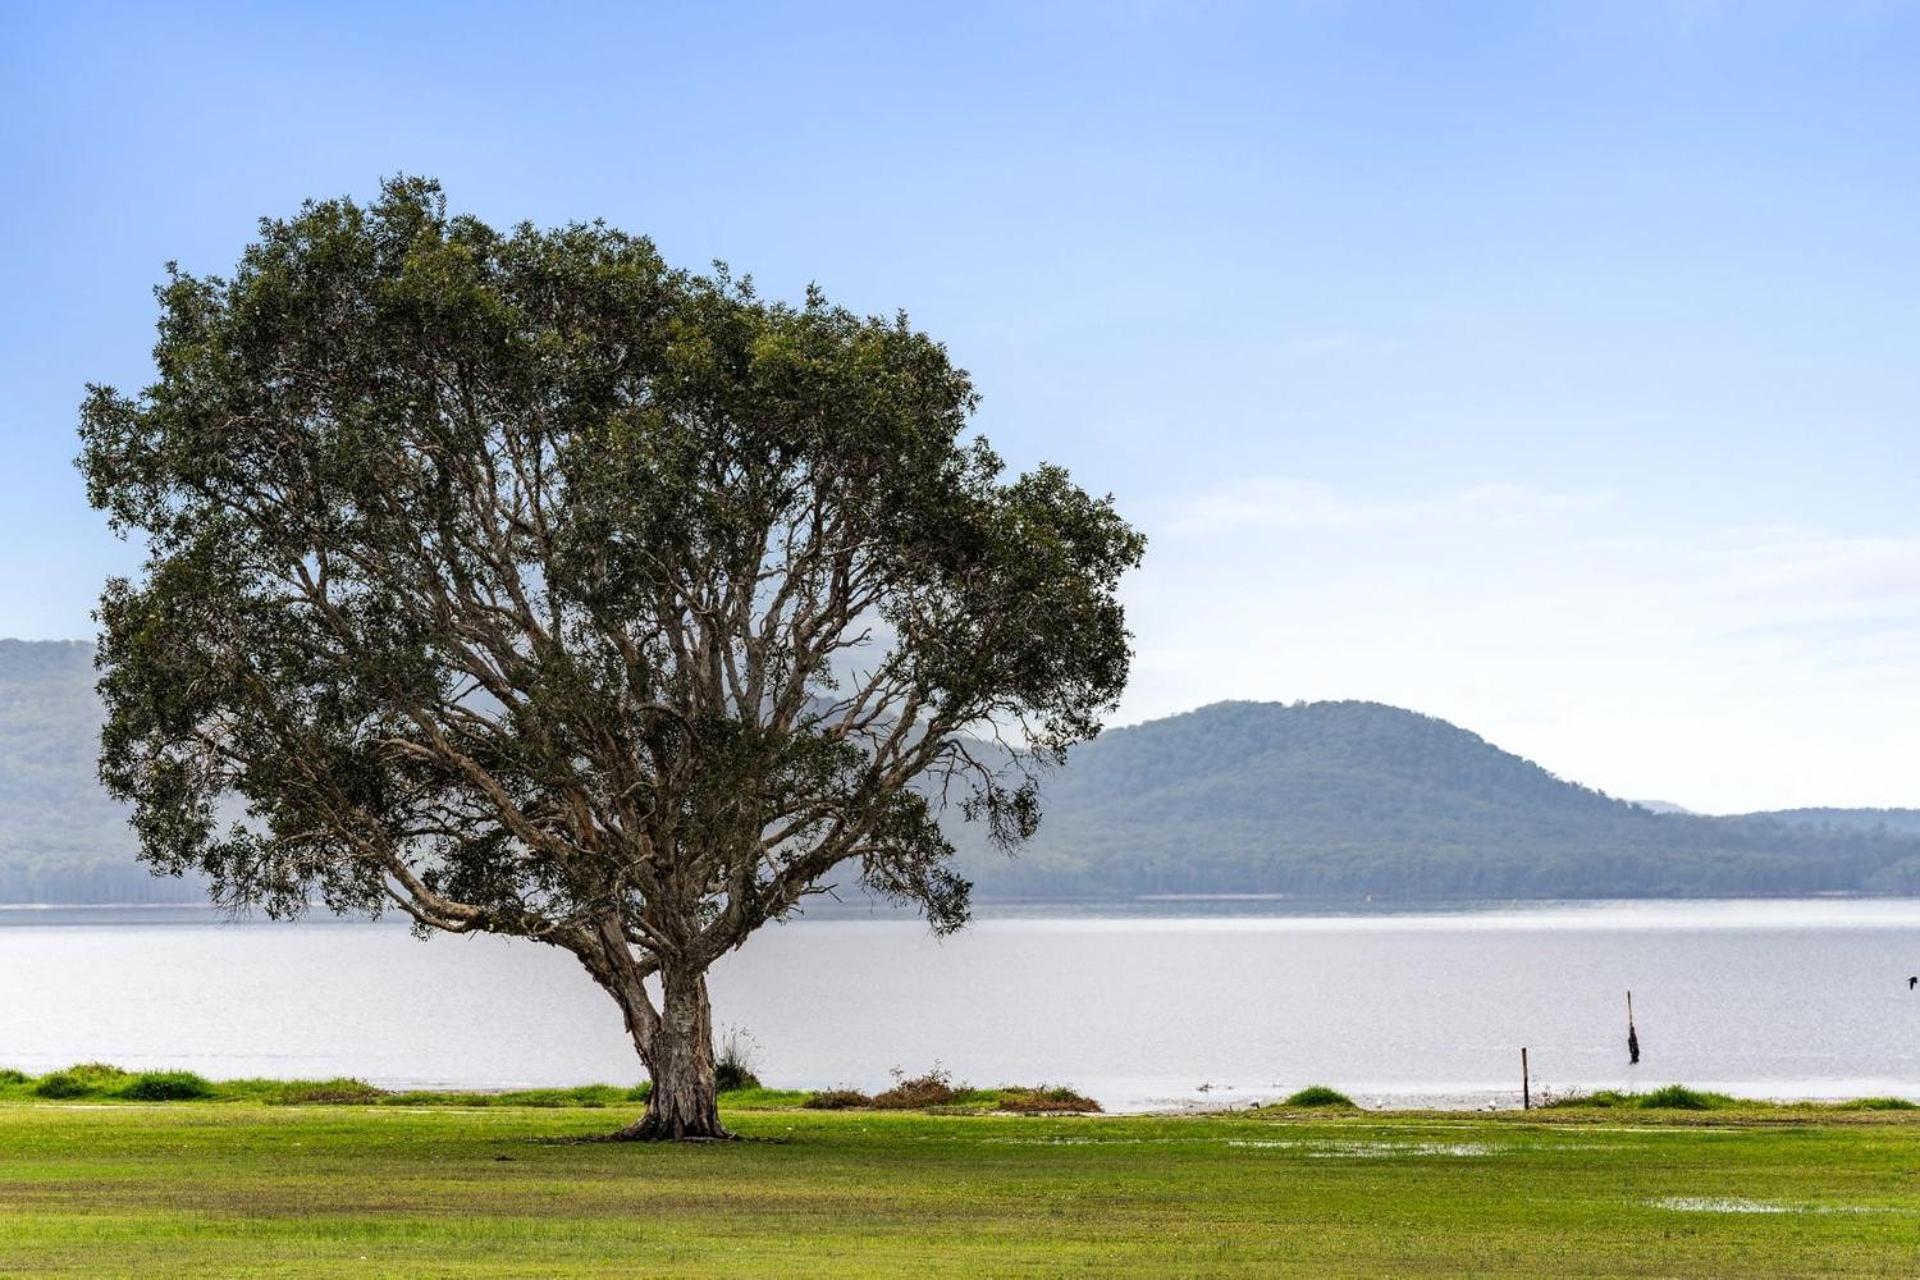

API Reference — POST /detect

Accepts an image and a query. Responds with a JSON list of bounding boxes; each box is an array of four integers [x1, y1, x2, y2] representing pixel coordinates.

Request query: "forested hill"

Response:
[[1750, 808, 1920, 837], [955, 701, 1920, 899], [0, 640, 199, 902], [3, 641, 1918, 902]]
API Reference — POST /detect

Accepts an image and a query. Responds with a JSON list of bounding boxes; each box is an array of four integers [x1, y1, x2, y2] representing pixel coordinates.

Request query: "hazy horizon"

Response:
[[0, 638, 1894, 820], [5, 2, 1918, 813]]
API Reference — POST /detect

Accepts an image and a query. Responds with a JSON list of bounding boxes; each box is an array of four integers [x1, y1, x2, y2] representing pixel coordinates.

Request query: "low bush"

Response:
[[1281, 1085, 1356, 1109], [66, 1063, 132, 1089], [996, 1086, 1101, 1114], [276, 1079, 389, 1105], [873, 1067, 962, 1110], [32, 1063, 134, 1098], [0, 1068, 28, 1085], [714, 1063, 762, 1092], [120, 1071, 214, 1101], [1833, 1096, 1919, 1111], [1637, 1084, 1734, 1111], [1543, 1085, 1739, 1111], [803, 1088, 873, 1110], [33, 1072, 92, 1099], [714, 1026, 763, 1093]]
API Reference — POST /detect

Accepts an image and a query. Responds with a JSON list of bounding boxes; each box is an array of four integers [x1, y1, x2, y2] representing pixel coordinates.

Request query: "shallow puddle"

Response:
[[1650, 1197, 1907, 1216]]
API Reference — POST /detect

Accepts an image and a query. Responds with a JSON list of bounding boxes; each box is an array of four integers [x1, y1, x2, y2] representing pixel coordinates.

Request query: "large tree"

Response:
[[78, 179, 1143, 1139]]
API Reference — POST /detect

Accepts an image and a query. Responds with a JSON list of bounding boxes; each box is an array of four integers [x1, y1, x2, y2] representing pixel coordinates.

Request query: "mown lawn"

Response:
[[0, 1100, 1915, 1277]]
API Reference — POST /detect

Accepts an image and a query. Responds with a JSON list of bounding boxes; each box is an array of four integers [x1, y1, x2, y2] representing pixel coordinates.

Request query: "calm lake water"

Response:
[[3, 899, 1917, 1111]]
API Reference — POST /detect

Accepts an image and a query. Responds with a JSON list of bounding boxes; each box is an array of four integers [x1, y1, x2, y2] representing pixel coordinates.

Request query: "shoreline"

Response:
[[4, 1066, 1915, 1117]]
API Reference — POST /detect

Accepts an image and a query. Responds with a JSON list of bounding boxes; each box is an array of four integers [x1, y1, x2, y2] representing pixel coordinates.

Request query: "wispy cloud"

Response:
[[1161, 476, 1614, 536], [1580, 528, 1920, 634], [1680, 533, 1920, 673], [1706, 534, 1920, 606], [1278, 331, 1367, 358]]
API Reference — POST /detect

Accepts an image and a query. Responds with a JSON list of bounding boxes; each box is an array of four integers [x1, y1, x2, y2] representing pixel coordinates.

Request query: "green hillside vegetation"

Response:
[[0, 641, 201, 903], [955, 701, 1920, 899], [5, 641, 1919, 903], [1760, 807, 1920, 837]]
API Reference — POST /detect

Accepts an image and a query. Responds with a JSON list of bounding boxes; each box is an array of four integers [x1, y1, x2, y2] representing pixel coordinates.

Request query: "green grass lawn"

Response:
[[0, 1098, 1915, 1277]]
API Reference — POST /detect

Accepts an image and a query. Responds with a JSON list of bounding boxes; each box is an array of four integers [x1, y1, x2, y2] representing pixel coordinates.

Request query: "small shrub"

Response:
[[0, 1068, 29, 1086], [276, 1079, 389, 1105], [1544, 1087, 1748, 1111], [67, 1063, 132, 1089], [33, 1072, 91, 1099], [873, 1066, 962, 1109], [803, 1088, 873, 1110], [120, 1071, 214, 1101], [1637, 1085, 1732, 1111], [714, 1025, 763, 1092], [627, 1082, 652, 1102], [1282, 1085, 1356, 1109], [996, 1086, 1101, 1114], [714, 1064, 762, 1091], [1834, 1096, 1919, 1111]]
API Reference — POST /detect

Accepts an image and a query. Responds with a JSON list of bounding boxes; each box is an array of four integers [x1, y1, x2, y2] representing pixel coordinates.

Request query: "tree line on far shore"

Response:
[[8, 644, 1916, 905]]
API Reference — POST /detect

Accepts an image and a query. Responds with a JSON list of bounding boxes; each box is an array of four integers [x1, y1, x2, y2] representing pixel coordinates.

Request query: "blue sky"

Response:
[[2, 1, 1917, 811]]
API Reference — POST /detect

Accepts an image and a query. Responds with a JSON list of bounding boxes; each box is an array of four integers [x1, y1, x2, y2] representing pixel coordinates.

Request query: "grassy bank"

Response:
[[0, 1063, 1099, 1115], [0, 1096, 1916, 1276]]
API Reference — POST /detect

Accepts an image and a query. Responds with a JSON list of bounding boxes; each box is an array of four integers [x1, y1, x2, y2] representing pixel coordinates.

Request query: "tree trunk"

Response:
[[614, 965, 730, 1141]]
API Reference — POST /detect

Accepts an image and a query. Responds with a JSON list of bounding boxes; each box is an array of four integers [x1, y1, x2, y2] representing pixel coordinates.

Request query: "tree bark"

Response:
[[613, 965, 730, 1141]]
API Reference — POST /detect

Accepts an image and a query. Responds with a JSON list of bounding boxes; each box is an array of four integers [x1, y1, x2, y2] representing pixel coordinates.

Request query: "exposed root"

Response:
[[607, 1114, 738, 1143]]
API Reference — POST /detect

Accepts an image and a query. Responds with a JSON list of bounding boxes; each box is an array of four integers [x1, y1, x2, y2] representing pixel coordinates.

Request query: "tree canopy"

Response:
[[9, 649, 1918, 907], [78, 177, 1144, 1137]]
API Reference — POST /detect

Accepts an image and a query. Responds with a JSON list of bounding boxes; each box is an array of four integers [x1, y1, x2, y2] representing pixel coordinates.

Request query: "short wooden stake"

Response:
[[1627, 990, 1640, 1065], [1521, 1046, 1530, 1111]]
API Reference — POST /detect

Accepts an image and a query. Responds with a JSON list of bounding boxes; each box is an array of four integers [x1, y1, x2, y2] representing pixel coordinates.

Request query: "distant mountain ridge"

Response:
[[1758, 808, 1920, 837], [2, 642, 1917, 903], [1631, 799, 1693, 815], [954, 700, 1920, 899], [0, 640, 201, 902]]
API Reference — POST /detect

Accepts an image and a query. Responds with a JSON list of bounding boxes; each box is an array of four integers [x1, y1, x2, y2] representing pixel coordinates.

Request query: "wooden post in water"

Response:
[[1627, 991, 1640, 1065], [1521, 1047, 1531, 1111]]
